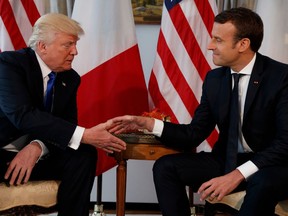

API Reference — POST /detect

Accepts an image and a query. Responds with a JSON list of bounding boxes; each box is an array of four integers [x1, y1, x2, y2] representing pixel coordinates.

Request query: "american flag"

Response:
[[148, 0, 218, 151], [0, 0, 44, 52]]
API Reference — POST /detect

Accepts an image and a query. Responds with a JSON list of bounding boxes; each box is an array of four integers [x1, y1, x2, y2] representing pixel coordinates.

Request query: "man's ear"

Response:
[[238, 38, 251, 52], [36, 41, 47, 54]]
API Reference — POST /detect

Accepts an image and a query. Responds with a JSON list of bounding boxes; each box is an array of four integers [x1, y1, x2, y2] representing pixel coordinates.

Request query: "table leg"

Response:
[[116, 159, 127, 216]]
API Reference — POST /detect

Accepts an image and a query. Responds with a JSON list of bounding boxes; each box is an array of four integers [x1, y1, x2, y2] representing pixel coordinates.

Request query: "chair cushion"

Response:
[[0, 180, 60, 211], [206, 191, 288, 216]]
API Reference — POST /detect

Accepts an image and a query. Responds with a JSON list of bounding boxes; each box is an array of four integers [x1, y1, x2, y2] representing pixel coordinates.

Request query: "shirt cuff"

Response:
[[68, 126, 85, 150], [152, 119, 164, 137], [237, 160, 259, 180], [30, 139, 49, 163]]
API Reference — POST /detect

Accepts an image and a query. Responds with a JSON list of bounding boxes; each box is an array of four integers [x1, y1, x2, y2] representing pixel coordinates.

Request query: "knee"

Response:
[[153, 155, 171, 171], [71, 145, 97, 170], [81, 146, 97, 165], [246, 171, 275, 195], [153, 154, 176, 181]]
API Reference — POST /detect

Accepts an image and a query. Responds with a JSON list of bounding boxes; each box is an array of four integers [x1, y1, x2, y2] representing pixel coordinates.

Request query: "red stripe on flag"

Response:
[[194, 0, 215, 36], [157, 30, 199, 118], [21, 0, 41, 26], [0, 0, 26, 50], [148, 72, 178, 123], [206, 127, 218, 148], [169, 3, 211, 81]]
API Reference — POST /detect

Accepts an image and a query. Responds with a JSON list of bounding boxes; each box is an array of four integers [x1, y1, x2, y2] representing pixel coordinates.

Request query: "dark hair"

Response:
[[214, 7, 263, 52]]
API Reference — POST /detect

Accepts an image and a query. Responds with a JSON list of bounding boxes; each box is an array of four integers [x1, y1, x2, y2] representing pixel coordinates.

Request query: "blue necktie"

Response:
[[225, 73, 242, 173], [45, 72, 56, 112]]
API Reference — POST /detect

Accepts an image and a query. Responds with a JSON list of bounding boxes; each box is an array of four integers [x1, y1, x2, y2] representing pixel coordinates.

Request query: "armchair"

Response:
[[205, 191, 288, 216], [0, 180, 60, 215]]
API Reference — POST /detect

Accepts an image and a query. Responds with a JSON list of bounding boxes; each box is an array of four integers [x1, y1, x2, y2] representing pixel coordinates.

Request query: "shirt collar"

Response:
[[231, 53, 256, 76], [35, 52, 52, 79]]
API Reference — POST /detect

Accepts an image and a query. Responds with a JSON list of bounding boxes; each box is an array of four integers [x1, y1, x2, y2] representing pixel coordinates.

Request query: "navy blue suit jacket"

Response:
[[0, 48, 80, 151], [159, 53, 288, 169]]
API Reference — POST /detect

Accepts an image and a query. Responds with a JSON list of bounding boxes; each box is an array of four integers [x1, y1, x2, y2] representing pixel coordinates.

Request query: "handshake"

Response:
[[81, 115, 156, 153]]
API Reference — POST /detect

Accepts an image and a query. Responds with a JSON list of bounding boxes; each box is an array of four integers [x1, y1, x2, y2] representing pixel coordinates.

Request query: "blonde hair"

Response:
[[28, 13, 84, 49]]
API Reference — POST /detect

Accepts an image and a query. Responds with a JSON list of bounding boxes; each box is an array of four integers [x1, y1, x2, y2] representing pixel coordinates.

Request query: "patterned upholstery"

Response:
[[206, 191, 288, 216], [0, 180, 60, 213]]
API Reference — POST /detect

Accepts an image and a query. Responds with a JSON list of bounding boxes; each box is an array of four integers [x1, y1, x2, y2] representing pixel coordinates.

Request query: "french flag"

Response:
[[72, 0, 149, 175]]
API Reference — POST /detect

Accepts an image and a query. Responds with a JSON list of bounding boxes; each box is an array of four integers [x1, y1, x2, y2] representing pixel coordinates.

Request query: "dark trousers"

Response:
[[0, 145, 97, 216], [152, 152, 288, 216]]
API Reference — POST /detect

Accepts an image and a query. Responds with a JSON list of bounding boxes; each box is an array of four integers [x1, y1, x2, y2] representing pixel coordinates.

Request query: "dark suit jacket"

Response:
[[159, 53, 288, 169], [0, 48, 80, 151]]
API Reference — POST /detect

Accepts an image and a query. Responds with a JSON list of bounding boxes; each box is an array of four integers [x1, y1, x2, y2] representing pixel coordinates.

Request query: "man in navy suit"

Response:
[[109, 7, 288, 216], [0, 13, 126, 216]]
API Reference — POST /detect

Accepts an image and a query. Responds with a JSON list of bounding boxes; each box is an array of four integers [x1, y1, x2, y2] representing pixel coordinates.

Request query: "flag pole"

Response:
[[91, 174, 106, 216], [97, 174, 102, 206]]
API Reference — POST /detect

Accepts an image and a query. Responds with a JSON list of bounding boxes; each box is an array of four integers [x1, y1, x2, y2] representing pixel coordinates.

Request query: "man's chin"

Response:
[[212, 58, 222, 67], [63, 65, 72, 71], [212, 61, 220, 66]]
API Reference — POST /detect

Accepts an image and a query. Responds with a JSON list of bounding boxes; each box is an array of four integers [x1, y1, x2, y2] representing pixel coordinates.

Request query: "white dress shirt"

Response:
[[151, 54, 259, 179]]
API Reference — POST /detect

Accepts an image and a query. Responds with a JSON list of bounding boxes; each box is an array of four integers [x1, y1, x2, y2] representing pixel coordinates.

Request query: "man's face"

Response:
[[40, 32, 78, 72], [208, 22, 242, 70]]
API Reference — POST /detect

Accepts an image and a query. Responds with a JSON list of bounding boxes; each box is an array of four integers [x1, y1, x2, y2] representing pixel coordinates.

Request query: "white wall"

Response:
[[256, 0, 288, 64]]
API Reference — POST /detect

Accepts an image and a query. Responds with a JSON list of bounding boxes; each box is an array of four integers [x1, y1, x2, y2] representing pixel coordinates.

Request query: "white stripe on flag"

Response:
[[0, 17, 14, 51]]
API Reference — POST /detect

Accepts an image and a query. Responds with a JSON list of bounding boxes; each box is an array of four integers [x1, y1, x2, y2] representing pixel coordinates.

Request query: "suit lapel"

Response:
[[54, 75, 68, 105], [53, 72, 75, 113], [243, 54, 264, 118]]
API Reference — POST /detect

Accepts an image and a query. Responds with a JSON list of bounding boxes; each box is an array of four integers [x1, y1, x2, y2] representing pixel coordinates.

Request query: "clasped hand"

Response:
[[107, 115, 155, 134], [82, 121, 127, 154]]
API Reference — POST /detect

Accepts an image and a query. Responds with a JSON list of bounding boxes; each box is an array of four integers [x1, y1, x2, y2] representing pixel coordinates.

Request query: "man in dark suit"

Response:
[[109, 7, 288, 216], [0, 13, 126, 216]]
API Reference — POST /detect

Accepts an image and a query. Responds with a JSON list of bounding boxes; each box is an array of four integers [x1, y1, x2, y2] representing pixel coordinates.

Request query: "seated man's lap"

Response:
[[153, 152, 223, 191], [246, 166, 288, 201]]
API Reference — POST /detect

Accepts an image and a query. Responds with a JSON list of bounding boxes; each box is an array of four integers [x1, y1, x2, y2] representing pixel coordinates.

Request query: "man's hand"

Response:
[[198, 169, 245, 201], [107, 115, 155, 134], [5, 142, 42, 186], [81, 122, 126, 153]]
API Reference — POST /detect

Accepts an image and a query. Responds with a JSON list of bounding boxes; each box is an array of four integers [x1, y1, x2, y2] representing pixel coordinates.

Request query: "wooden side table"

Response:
[[112, 134, 180, 216]]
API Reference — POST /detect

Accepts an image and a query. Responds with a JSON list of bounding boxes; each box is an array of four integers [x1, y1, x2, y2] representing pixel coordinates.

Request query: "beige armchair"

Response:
[[205, 191, 288, 216], [0, 180, 60, 215]]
